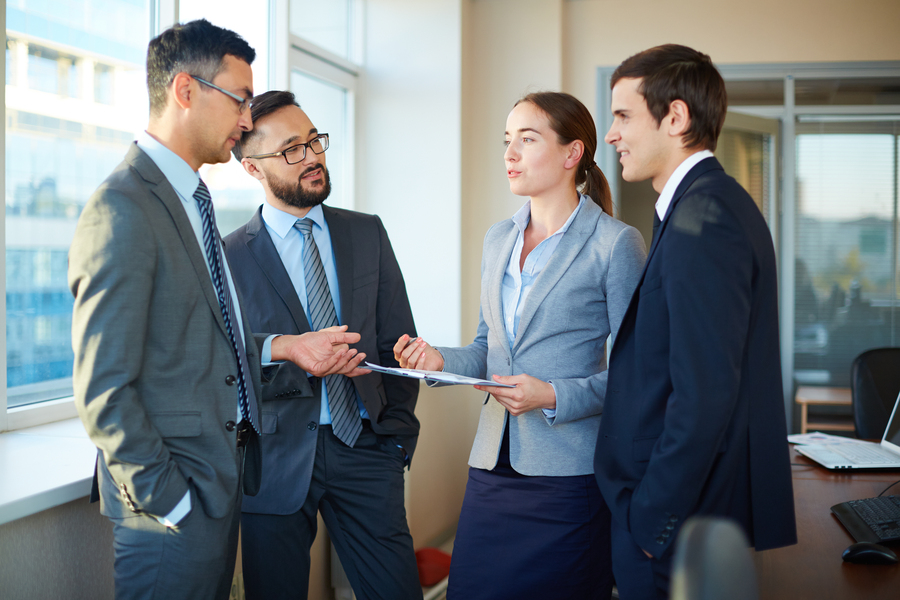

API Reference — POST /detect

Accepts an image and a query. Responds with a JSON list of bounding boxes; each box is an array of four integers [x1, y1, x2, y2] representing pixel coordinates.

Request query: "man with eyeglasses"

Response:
[[69, 22, 364, 600], [223, 90, 422, 600]]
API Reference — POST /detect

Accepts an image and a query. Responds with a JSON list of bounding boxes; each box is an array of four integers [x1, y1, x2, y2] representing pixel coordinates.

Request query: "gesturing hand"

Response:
[[392, 334, 444, 371]]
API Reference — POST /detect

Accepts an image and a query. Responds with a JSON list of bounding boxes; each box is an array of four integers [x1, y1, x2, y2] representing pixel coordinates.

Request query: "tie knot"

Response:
[[194, 179, 211, 205], [294, 219, 313, 238]]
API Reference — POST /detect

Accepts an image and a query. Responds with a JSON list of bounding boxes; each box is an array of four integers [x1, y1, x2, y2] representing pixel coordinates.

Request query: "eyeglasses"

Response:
[[244, 134, 330, 165], [191, 75, 251, 113]]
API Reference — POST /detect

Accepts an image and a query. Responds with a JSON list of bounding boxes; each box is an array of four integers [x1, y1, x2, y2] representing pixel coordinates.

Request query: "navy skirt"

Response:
[[446, 428, 613, 600]]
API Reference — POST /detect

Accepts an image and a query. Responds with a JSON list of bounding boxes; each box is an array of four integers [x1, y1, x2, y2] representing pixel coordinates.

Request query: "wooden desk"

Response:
[[795, 386, 854, 434], [753, 447, 900, 598]]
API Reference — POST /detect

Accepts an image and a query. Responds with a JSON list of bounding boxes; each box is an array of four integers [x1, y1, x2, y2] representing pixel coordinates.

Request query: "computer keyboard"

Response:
[[830, 443, 900, 464], [847, 495, 900, 542]]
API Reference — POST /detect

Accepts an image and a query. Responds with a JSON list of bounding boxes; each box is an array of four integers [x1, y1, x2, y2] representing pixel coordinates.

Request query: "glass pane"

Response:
[[716, 129, 772, 222], [794, 129, 900, 387], [796, 77, 900, 106], [179, 0, 271, 237], [290, 70, 351, 210], [290, 0, 353, 60], [5, 0, 151, 407], [725, 79, 784, 106]]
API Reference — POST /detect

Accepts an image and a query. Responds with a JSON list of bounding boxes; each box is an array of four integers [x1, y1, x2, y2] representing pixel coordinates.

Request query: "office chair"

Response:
[[670, 516, 758, 600], [851, 348, 900, 439]]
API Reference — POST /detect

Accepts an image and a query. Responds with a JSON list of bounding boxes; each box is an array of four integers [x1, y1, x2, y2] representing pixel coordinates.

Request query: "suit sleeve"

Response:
[[372, 216, 421, 458], [69, 188, 189, 518], [550, 226, 646, 424], [629, 193, 753, 556]]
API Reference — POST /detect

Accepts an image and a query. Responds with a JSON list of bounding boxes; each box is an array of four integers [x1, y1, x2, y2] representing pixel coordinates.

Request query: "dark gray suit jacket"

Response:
[[69, 143, 269, 521], [224, 205, 419, 515]]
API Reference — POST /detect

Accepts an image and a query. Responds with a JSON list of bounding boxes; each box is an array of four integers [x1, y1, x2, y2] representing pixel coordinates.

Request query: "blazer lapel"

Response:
[[244, 208, 312, 333], [323, 206, 355, 329], [512, 201, 600, 350], [613, 156, 723, 358], [126, 144, 228, 337]]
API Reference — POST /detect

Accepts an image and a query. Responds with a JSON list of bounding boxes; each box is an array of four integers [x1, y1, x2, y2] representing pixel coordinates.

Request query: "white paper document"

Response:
[[364, 362, 516, 387]]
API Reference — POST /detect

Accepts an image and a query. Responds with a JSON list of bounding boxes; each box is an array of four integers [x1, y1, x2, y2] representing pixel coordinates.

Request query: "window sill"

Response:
[[0, 417, 96, 526]]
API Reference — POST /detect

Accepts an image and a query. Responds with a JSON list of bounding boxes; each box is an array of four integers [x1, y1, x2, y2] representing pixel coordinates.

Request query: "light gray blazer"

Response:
[[69, 143, 268, 521], [438, 198, 646, 476]]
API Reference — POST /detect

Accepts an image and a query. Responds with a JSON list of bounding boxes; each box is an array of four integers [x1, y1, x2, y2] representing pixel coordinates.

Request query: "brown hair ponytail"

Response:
[[516, 92, 613, 216]]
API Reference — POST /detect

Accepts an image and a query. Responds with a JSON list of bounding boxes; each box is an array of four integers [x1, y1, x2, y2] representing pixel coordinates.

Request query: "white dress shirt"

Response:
[[655, 149, 714, 221]]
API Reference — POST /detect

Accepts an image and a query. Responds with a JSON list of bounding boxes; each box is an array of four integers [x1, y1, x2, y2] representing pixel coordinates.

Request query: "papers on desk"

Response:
[[787, 431, 868, 445], [364, 362, 516, 388]]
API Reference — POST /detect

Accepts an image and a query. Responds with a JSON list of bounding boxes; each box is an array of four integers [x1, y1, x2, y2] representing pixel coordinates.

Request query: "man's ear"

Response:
[[564, 140, 585, 170], [241, 157, 266, 181], [666, 99, 691, 142], [170, 72, 195, 111]]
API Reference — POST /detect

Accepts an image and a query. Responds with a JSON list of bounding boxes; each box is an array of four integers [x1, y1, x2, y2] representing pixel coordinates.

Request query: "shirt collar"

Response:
[[262, 201, 327, 240], [135, 131, 202, 203], [655, 149, 714, 221], [511, 193, 586, 235]]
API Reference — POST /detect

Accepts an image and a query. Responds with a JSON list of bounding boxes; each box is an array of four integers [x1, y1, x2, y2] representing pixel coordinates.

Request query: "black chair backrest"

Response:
[[851, 348, 900, 439], [670, 516, 758, 600]]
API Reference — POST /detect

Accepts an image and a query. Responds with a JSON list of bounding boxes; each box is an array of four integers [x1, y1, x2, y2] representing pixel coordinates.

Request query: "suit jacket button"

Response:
[[225, 375, 236, 386], [308, 422, 317, 431], [656, 537, 665, 544], [225, 420, 236, 432]]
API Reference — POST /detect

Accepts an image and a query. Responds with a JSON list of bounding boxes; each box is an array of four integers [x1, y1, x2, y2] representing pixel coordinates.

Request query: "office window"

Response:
[[5, 0, 151, 411], [290, 0, 358, 61], [794, 127, 900, 386]]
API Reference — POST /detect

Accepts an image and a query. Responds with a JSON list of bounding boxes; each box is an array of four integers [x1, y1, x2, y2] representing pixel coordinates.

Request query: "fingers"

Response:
[[393, 334, 415, 362], [336, 352, 367, 376], [307, 347, 351, 377]]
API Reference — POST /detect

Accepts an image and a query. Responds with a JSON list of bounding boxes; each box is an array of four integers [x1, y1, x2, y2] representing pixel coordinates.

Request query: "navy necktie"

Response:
[[294, 219, 362, 447], [194, 180, 259, 434]]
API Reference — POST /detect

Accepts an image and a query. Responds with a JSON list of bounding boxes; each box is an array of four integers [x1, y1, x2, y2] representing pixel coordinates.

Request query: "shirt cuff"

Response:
[[155, 489, 191, 528], [262, 334, 282, 365], [541, 381, 559, 424]]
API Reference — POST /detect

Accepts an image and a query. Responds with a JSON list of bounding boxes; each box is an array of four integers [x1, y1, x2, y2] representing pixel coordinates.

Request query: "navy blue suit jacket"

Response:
[[594, 157, 796, 557], [224, 205, 419, 515]]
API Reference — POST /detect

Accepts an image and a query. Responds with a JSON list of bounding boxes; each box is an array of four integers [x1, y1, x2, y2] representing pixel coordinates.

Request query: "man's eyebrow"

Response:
[[279, 128, 319, 148], [239, 87, 253, 100]]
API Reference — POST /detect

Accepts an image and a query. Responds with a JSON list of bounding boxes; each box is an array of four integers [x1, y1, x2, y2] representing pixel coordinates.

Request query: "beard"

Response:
[[268, 163, 332, 209]]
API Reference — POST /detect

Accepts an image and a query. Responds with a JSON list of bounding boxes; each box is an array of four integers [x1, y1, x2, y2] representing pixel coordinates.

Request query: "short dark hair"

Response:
[[611, 44, 726, 151], [232, 90, 300, 160], [147, 19, 255, 118], [516, 92, 612, 215]]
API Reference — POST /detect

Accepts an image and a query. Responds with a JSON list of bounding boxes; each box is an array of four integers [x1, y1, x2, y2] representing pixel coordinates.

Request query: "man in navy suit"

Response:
[[223, 91, 421, 600], [594, 44, 796, 599]]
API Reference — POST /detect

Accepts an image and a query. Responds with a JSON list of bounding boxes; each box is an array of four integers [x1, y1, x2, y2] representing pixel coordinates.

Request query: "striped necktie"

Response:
[[194, 179, 259, 434], [294, 218, 362, 447]]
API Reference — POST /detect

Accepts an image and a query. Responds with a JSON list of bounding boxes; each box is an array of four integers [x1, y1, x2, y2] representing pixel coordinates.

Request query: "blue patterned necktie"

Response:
[[194, 179, 259, 434], [294, 219, 362, 447]]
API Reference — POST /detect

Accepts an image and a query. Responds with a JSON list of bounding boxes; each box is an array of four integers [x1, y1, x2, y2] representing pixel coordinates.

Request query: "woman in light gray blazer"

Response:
[[395, 92, 646, 600]]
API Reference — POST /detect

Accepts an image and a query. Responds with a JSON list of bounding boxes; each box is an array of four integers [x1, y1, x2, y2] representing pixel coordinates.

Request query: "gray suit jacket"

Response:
[[223, 206, 420, 515], [438, 199, 645, 476], [69, 143, 268, 521]]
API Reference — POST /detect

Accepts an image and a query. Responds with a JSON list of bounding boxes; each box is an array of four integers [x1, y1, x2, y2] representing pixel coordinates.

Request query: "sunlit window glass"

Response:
[[5, 0, 150, 406]]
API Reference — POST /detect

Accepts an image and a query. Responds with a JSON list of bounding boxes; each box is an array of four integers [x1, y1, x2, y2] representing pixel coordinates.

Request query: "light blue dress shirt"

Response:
[[502, 194, 586, 421], [260, 201, 369, 425]]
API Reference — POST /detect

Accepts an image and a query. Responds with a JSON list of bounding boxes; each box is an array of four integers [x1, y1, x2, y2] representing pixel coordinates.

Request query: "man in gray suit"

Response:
[[69, 21, 364, 600], [223, 91, 421, 600]]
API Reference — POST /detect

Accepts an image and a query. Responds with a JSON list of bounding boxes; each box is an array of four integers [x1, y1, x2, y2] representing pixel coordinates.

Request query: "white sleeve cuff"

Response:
[[155, 489, 192, 528]]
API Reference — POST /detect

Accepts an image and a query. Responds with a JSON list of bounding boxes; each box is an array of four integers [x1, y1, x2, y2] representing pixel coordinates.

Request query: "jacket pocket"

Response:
[[632, 435, 659, 462], [149, 412, 202, 438], [261, 412, 278, 435]]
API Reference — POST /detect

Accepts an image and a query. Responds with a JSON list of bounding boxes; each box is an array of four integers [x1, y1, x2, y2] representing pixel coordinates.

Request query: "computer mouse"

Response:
[[842, 542, 899, 565]]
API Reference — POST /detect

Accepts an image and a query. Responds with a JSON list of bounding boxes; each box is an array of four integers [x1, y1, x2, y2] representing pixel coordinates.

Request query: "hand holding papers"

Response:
[[364, 362, 516, 388]]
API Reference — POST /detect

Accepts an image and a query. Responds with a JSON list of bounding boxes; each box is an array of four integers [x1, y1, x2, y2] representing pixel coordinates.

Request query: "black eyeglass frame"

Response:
[[243, 134, 330, 165], [190, 75, 252, 113]]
